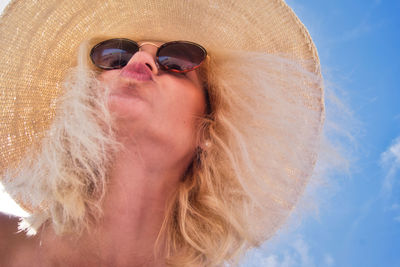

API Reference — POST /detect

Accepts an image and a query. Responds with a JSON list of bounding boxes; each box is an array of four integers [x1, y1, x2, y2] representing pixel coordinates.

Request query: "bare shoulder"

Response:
[[0, 213, 23, 265], [0, 212, 21, 246], [0, 213, 38, 266]]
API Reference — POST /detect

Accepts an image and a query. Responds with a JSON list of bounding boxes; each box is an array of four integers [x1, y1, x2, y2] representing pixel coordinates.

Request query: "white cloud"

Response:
[[383, 138, 400, 163], [380, 137, 400, 196], [263, 255, 279, 267], [380, 137, 400, 222], [292, 238, 315, 267]]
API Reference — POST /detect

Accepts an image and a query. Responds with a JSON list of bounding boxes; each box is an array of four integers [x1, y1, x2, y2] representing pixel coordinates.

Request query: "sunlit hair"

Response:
[[3, 46, 119, 235], [4, 39, 323, 266]]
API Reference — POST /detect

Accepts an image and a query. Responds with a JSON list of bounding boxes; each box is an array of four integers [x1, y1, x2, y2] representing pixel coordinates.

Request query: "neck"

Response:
[[37, 141, 184, 267]]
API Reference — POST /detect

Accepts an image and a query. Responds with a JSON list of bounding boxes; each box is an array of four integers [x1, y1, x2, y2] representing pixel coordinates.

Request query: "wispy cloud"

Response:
[[328, 0, 386, 44], [292, 238, 315, 267], [380, 137, 400, 195], [389, 203, 400, 211], [323, 254, 335, 266], [380, 137, 400, 222], [242, 236, 333, 267], [337, 20, 377, 43]]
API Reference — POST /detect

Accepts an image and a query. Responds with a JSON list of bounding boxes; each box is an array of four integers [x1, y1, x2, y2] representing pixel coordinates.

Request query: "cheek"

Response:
[[159, 78, 205, 122], [98, 70, 115, 83], [162, 86, 206, 140]]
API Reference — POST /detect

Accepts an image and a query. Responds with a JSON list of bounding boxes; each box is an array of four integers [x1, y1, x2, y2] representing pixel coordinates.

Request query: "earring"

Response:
[[203, 140, 212, 149]]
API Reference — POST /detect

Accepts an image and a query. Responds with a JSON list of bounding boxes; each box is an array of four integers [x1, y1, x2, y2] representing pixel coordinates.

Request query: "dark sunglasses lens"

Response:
[[157, 42, 206, 72], [90, 39, 139, 69]]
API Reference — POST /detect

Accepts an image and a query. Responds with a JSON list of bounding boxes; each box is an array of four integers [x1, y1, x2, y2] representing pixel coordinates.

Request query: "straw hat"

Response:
[[0, 0, 324, 210]]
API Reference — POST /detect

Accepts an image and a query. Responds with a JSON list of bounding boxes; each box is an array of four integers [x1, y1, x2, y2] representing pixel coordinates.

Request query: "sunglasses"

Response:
[[90, 38, 207, 73]]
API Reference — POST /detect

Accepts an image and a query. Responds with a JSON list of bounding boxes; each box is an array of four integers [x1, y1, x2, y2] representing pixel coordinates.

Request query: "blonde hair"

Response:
[[162, 50, 323, 266], [3, 51, 119, 235], [4, 39, 323, 266]]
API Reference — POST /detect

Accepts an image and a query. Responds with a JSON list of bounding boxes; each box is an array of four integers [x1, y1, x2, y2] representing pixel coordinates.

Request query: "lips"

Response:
[[120, 62, 153, 81]]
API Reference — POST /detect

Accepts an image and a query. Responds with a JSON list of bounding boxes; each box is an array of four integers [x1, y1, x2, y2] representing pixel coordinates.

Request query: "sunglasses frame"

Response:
[[90, 38, 208, 73]]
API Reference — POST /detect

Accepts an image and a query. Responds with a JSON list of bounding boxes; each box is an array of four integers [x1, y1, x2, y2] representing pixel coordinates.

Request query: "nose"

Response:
[[124, 43, 159, 75]]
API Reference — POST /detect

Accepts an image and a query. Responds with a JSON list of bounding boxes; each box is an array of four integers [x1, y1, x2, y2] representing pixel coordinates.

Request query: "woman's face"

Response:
[[98, 41, 207, 170]]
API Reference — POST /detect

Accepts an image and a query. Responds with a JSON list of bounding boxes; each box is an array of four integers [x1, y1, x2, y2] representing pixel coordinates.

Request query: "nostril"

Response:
[[145, 63, 153, 71]]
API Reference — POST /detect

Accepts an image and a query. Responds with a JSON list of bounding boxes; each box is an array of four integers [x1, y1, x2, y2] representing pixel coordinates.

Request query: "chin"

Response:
[[108, 95, 148, 120]]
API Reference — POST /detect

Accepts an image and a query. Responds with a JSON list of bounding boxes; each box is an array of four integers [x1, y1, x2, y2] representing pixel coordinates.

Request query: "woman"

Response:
[[0, 0, 324, 266]]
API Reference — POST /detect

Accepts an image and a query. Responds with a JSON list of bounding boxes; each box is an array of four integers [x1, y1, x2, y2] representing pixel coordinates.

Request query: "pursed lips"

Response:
[[120, 62, 154, 82], [107, 62, 155, 101]]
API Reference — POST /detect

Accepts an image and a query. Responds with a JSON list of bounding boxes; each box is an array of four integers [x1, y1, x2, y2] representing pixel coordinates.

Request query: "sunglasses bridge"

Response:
[[138, 42, 162, 49], [133, 42, 163, 71]]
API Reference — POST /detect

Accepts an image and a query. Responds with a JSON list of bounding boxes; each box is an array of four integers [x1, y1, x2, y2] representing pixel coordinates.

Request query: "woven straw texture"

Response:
[[0, 0, 323, 205]]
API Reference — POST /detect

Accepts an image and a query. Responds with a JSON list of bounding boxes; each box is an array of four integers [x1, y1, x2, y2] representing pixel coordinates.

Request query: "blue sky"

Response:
[[1, 1, 399, 266], [243, 0, 400, 266]]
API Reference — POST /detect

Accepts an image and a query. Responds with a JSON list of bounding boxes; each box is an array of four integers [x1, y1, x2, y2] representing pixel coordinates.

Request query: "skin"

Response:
[[0, 41, 207, 266]]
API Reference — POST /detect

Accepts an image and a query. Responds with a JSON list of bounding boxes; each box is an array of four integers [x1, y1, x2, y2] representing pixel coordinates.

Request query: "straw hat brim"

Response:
[[0, 0, 324, 209]]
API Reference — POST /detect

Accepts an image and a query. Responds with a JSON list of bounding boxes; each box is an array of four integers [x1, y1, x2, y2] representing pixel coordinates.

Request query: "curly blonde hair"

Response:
[[3, 39, 323, 266]]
